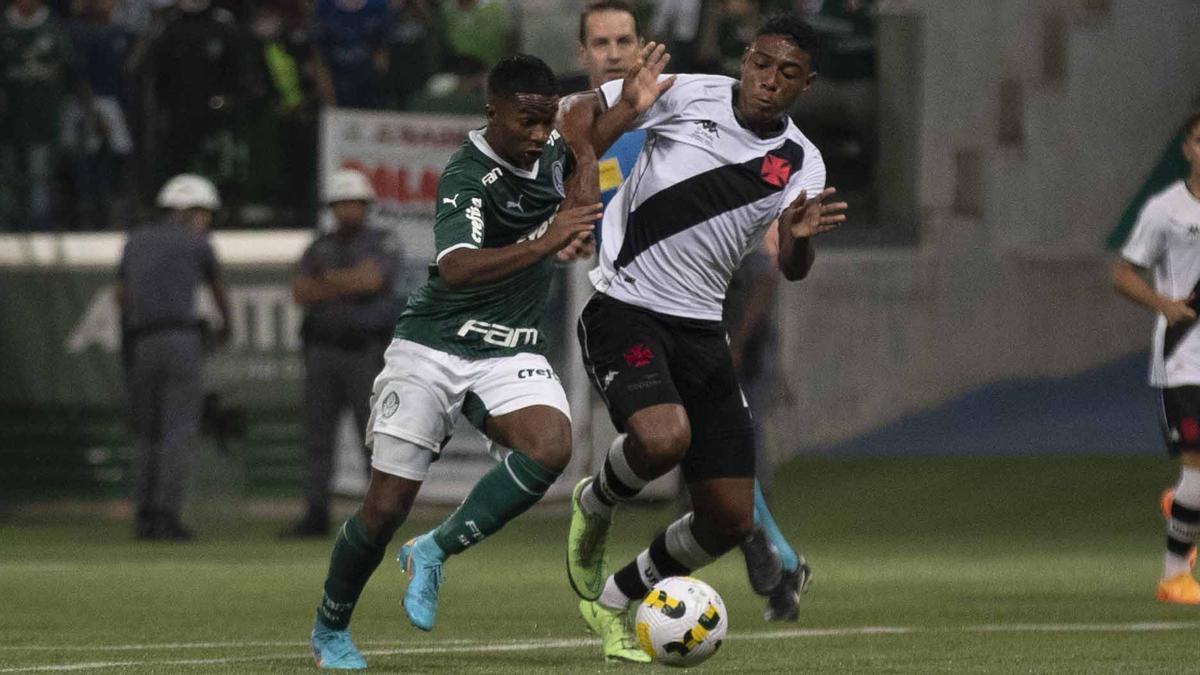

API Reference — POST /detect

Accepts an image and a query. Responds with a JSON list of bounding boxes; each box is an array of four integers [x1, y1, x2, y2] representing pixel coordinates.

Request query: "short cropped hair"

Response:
[[1183, 110, 1200, 138], [487, 54, 560, 99], [757, 13, 820, 60], [579, 0, 639, 44]]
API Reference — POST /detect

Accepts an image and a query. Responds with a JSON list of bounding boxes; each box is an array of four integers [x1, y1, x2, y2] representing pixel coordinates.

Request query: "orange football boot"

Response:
[[1157, 571, 1200, 605]]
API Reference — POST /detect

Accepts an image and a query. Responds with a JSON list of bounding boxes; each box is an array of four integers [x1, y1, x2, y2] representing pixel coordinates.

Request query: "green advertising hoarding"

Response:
[[0, 228, 582, 504], [0, 231, 319, 499], [0, 231, 321, 407]]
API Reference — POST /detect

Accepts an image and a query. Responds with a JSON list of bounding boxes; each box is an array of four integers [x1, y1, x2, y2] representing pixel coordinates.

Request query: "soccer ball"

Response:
[[635, 576, 728, 667]]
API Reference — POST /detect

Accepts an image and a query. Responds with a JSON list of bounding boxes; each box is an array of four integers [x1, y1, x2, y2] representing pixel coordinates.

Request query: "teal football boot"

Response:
[[398, 532, 446, 631], [310, 620, 367, 670]]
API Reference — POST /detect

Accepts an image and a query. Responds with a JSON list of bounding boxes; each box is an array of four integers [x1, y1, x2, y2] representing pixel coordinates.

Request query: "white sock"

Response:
[[580, 435, 646, 519], [629, 514, 716, 591], [1163, 466, 1200, 579], [1176, 466, 1200, 504], [598, 574, 631, 611], [580, 481, 613, 519], [1164, 551, 1192, 579], [664, 513, 718, 569]]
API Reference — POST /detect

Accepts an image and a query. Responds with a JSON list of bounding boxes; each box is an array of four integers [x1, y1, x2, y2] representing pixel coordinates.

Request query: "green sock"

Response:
[[432, 450, 560, 555], [315, 513, 388, 630]]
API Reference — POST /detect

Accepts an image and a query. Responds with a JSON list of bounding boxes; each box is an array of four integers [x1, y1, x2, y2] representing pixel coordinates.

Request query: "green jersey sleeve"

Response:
[[433, 169, 487, 262]]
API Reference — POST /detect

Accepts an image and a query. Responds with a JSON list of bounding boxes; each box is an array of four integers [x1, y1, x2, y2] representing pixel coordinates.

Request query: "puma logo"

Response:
[[442, 194, 460, 208], [506, 194, 524, 212]]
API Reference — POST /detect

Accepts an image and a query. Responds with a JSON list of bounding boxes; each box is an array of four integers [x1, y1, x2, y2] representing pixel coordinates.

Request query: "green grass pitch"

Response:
[[2, 454, 1198, 673]]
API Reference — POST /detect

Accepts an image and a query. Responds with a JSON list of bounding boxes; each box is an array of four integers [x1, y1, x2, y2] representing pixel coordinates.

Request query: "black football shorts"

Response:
[[577, 293, 755, 481], [1160, 385, 1200, 456]]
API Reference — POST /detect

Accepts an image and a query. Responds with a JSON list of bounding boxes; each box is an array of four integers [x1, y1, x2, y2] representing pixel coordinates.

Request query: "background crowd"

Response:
[[0, 0, 875, 232]]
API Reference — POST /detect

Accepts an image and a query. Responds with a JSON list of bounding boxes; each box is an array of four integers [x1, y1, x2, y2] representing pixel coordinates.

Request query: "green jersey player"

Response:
[[307, 50, 671, 669], [395, 122, 576, 360]]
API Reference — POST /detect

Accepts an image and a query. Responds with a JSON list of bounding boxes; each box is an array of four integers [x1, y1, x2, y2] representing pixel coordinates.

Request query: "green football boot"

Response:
[[578, 599, 651, 663], [566, 477, 611, 600]]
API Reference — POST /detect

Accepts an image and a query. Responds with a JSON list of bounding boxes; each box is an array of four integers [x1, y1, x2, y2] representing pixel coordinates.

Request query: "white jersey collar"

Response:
[[469, 129, 539, 180]]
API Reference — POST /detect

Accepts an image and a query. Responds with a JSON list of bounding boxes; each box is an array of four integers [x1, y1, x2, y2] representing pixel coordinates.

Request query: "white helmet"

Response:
[[326, 168, 375, 204], [156, 174, 221, 211]]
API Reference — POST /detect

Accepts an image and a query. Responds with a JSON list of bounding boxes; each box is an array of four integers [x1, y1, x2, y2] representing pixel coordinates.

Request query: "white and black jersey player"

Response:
[[585, 74, 826, 322], [559, 14, 848, 650], [1113, 111, 1200, 605]]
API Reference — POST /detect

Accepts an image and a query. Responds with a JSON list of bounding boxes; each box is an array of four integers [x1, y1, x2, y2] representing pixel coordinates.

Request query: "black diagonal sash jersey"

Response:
[[614, 139, 806, 269], [590, 74, 826, 321], [1120, 181, 1200, 387], [1164, 283, 1200, 361]]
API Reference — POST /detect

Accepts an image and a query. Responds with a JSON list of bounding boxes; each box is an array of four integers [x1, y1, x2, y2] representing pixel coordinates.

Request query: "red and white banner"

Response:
[[319, 107, 484, 299], [319, 107, 483, 221]]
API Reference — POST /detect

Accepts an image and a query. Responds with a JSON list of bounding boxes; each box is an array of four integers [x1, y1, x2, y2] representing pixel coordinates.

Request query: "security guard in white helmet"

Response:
[[286, 169, 403, 537], [117, 173, 232, 540]]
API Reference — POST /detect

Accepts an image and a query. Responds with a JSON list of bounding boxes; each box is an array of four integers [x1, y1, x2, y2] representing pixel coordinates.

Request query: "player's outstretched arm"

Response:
[[438, 203, 603, 289], [777, 187, 847, 281], [555, 93, 605, 263], [557, 106, 601, 210], [558, 42, 675, 157], [557, 93, 603, 159], [1112, 258, 1197, 325], [552, 123, 602, 263]]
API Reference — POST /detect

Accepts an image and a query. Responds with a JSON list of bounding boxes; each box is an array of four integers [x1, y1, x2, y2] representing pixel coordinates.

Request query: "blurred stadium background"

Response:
[[3, 0, 1200, 672]]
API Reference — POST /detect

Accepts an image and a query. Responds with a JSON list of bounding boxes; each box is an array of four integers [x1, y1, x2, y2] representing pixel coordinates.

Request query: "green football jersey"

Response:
[[395, 128, 572, 359]]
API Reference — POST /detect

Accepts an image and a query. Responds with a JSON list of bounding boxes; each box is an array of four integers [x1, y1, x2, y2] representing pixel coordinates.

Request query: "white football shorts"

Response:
[[366, 339, 571, 476]]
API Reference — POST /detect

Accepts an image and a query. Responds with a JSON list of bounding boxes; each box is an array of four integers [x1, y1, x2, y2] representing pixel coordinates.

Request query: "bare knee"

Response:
[[636, 423, 690, 459], [487, 407, 572, 473], [358, 471, 420, 545], [515, 422, 572, 472], [627, 405, 691, 474]]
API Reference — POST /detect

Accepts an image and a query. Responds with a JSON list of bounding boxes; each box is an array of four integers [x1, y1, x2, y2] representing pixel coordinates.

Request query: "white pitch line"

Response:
[[0, 639, 598, 673], [0, 639, 478, 653], [960, 621, 1200, 633], [3, 622, 1199, 673]]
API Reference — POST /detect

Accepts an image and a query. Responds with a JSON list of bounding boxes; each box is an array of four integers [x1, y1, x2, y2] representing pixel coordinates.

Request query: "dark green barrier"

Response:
[[0, 252, 310, 500], [0, 233, 574, 502]]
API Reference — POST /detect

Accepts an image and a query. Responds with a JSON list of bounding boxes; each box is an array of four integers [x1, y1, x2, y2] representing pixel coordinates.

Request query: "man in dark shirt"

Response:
[[146, 0, 249, 182], [286, 168, 402, 537], [117, 173, 231, 540]]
